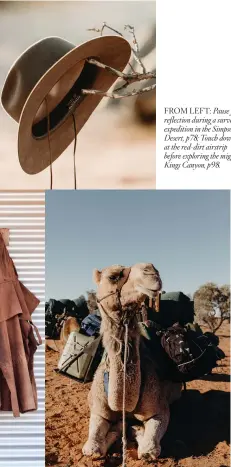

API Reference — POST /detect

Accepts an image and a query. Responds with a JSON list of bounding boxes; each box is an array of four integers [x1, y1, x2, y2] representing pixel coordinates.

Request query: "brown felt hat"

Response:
[[1, 36, 131, 174]]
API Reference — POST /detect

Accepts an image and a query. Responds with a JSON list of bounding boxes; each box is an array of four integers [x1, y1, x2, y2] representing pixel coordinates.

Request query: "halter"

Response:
[[96, 267, 133, 329], [96, 278, 138, 366]]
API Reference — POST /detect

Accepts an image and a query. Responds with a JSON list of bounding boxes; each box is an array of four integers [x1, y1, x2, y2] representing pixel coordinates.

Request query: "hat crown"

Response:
[[1, 37, 75, 122]]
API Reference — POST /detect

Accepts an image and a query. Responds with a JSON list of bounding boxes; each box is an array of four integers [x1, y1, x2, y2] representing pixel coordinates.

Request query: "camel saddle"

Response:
[[139, 321, 224, 382]]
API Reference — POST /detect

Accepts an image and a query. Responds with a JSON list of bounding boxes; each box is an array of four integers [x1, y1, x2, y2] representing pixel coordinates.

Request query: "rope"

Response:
[[96, 282, 132, 467], [71, 113, 77, 189], [45, 97, 53, 190], [45, 100, 78, 189], [122, 323, 129, 467]]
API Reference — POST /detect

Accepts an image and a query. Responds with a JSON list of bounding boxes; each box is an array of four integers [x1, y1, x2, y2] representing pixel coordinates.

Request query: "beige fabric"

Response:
[[0, 233, 41, 417]]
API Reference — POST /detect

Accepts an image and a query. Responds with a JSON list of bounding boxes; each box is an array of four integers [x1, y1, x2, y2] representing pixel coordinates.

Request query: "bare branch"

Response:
[[127, 62, 136, 74], [124, 24, 147, 73], [88, 22, 123, 37], [87, 58, 126, 80], [87, 58, 155, 83], [82, 84, 156, 99], [86, 22, 156, 100], [114, 81, 131, 93], [88, 22, 146, 73], [101, 23, 123, 37], [87, 27, 102, 34]]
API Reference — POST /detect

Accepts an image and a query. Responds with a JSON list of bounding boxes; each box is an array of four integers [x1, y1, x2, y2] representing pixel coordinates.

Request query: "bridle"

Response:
[[96, 269, 142, 365], [96, 268, 133, 329], [96, 289, 131, 328]]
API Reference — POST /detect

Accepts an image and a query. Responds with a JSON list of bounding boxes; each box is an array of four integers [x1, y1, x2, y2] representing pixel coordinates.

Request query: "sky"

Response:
[[45, 190, 230, 300]]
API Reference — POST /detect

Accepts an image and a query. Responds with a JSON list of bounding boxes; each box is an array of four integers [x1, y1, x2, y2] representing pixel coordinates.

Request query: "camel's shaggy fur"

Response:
[[60, 316, 80, 346], [83, 263, 182, 460]]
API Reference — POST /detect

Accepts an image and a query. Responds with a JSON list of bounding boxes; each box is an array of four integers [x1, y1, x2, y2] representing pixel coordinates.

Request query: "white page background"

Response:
[[156, 0, 231, 189]]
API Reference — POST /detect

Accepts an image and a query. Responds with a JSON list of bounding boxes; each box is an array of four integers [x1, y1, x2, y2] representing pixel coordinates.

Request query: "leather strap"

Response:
[[29, 321, 43, 346]]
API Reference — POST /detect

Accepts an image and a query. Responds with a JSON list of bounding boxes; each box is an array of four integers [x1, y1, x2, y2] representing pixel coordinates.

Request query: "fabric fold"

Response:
[[0, 232, 41, 417]]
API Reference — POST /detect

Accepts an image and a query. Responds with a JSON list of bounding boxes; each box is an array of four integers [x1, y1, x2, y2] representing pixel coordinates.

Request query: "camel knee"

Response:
[[82, 413, 111, 458], [88, 413, 110, 438], [138, 408, 170, 460]]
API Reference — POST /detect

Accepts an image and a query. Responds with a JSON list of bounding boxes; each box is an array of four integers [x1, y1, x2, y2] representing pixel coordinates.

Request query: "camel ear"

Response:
[[93, 269, 101, 284]]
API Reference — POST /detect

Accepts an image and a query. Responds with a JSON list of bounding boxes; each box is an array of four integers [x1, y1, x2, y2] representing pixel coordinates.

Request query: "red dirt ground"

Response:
[[46, 323, 230, 467]]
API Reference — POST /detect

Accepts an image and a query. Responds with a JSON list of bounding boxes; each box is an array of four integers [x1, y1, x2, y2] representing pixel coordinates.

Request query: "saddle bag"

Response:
[[58, 331, 102, 382], [159, 322, 220, 382], [80, 314, 101, 337]]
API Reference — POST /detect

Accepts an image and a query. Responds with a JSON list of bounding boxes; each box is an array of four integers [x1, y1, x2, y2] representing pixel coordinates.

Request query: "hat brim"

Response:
[[18, 35, 131, 174]]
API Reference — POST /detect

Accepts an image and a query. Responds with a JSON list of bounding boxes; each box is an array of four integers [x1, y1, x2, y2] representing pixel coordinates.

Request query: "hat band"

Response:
[[32, 60, 98, 139]]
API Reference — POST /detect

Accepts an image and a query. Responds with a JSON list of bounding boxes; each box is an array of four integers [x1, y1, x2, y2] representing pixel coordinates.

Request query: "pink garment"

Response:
[[0, 232, 41, 417]]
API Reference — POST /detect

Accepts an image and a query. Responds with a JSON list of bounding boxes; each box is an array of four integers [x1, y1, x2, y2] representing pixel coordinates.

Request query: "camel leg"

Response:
[[166, 382, 182, 405], [136, 407, 170, 460], [82, 413, 111, 457], [130, 424, 145, 445], [105, 420, 122, 450]]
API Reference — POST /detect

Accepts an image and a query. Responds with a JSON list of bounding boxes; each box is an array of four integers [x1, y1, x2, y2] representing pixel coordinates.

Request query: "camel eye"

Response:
[[109, 270, 123, 282], [109, 274, 118, 281]]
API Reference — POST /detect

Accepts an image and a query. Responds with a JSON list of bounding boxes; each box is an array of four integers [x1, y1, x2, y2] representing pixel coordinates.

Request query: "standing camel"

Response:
[[83, 263, 182, 460]]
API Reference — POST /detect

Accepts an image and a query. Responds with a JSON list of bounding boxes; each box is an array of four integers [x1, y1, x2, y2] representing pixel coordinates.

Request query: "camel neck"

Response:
[[100, 307, 140, 357], [100, 306, 141, 413]]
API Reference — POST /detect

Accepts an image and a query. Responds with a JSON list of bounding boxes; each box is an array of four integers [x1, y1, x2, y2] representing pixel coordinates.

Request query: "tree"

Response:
[[194, 282, 230, 333], [86, 289, 98, 315], [219, 285, 230, 322]]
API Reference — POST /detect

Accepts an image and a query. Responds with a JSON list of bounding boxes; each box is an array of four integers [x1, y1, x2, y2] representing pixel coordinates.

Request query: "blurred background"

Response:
[[0, 1, 156, 189]]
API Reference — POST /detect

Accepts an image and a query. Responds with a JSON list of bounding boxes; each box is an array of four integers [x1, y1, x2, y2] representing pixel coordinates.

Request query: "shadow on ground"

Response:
[[199, 374, 230, 383], [91, 389, 230, 466], [45, 323, 230, 467], [161, 389, 230, 460]]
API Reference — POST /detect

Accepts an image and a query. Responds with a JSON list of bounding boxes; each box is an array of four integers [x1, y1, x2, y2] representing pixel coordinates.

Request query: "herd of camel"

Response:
[[47, 263, 184, 461]]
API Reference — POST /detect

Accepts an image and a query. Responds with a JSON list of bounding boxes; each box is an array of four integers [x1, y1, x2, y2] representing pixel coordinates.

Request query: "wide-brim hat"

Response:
[[1, 35, 131, 174]]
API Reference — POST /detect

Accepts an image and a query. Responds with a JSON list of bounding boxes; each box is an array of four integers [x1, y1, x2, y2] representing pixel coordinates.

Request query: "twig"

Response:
[[88, 22, 123, 37], [87, 58, 155, 82], [114, 81, 131, 93], [87, 58, 126, 80], [88, 23, 139, 73], [86, 22, 156, 100], [124, 24, 147, 73], [82, 84, 156, 99]]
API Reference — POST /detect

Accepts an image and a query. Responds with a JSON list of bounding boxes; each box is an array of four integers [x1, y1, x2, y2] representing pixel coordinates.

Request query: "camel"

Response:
[[46, 314, 80, 352], [83, 263, 182, 461], [60, 316, 80, 346]]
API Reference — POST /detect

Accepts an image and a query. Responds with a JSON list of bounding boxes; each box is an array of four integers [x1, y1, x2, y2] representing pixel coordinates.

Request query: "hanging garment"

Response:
[[0, 232, 42, 417]]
